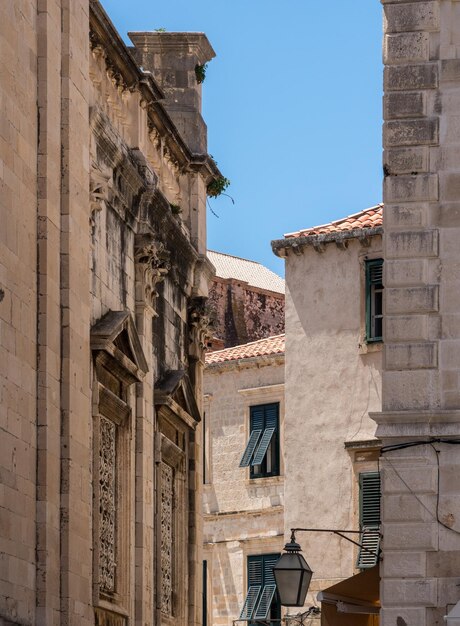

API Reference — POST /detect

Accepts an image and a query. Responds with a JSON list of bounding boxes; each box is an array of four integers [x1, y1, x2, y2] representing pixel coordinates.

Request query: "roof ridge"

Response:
[[208, 333, 285, 356], [207, 249, 264, 266], [284, 203, 383, 239]]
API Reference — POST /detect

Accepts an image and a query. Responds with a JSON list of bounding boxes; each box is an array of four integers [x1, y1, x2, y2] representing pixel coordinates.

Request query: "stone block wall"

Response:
[[375, 1, 460, 624], [203, 357, 284, 625], [0, 4, 38, 623], [208, 279, 284, 349]]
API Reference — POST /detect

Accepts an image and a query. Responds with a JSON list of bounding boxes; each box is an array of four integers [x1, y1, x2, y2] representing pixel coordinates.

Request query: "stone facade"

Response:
[[373, 1, 460, 625], [207, 251, 285, 350], [203, 343, 285, 626], [0, 1, 221, 625], [272, 212, 383, 611]]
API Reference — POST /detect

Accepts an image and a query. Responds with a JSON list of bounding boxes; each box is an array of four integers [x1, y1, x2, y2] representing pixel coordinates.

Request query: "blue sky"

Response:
[[102, 0, 383, 276]]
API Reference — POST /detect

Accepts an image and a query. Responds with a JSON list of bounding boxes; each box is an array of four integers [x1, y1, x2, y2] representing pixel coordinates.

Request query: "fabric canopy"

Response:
[[317, 566, 380, 626]]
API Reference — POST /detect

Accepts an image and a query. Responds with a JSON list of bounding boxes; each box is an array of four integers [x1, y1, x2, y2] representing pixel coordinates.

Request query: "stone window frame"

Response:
[[346, 440, 381, 570], [238, 384, 285, 483], [358, 248, 384, 355], [91, 311, 148, 621], [365, 258, 384, 344], [240, 536, 285, 623], [92, 384, 133, 617], [155, 427, 187, 625]]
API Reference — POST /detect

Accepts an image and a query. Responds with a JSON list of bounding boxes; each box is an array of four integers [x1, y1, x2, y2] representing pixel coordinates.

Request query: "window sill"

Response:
[[358, 341, 383, 355], [245, 475, 283, 487]]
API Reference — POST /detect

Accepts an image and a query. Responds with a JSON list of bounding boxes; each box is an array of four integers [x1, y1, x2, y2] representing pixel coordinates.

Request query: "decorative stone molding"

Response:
[[90, 161, 113, 232], [188, 296, 213, 360], [160, 461, 174, 616], [134, 233, 170, 309]]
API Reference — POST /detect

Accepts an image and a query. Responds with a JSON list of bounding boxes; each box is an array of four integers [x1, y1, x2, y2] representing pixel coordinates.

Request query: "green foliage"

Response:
[[195, 63, 207, 84], [155, 27, 167, 32], [207, 176, 231, 198], [169, 203, 182, 215]]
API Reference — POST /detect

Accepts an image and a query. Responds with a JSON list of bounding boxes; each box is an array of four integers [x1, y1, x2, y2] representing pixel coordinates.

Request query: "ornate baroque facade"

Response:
[[0, 1, 220, 625]]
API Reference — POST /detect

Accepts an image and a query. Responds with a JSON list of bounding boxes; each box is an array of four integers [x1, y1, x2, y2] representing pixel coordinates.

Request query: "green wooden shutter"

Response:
[[360, 472, 381, 527], [239, 586, 261, 620], [251, 427, 275, 466], [250, 405, 266, 431], [249, 404, 280, 477], [254, 586, 276, 620], [240, 555, 280, 621], [366, 259, 383, 342], [248, 556, 263, 586], [239, 429, 263, 467], [357, 529, 381, 569], [357, 472, 381, 569]]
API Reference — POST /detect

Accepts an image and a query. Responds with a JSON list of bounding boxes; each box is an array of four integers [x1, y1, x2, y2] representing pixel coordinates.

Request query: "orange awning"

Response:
[[317, 566, 380, 626]]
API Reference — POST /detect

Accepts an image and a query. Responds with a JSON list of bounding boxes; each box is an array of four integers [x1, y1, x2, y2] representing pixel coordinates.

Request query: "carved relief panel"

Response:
[[99, 416, 117, 594], [160, 461, 174, 616], [155, 424, 187, 625], [91, 311, 148, 623]]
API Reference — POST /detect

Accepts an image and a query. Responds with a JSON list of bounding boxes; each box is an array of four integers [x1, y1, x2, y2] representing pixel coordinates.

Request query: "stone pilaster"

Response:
[[36, 1, 62, 624], [134, 232, 169, 625], [59, 1, 92, 624], [376, 2, 460, 624]]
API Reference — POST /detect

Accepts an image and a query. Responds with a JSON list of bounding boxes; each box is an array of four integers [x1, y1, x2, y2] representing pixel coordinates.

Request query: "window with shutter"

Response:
[[357, 472, 381, 569], [239, 554, 281, 623], [239, 403, 280, 478], [365, 258, 383, 343]]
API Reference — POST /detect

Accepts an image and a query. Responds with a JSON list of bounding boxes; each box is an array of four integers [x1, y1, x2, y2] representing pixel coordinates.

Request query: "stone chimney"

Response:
[[129, 32, 215, 154]]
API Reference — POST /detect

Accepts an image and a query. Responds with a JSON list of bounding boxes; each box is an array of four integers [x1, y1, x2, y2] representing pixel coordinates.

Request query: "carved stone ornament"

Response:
[[134, 234, 171, 308], [90, 161, 113, 231], [160, 462, 174, 615], [99, 416, 117, 593], [188, 296, 213, 359]]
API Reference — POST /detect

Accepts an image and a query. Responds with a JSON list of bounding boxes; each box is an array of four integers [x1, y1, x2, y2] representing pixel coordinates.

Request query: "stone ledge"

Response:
[[370, 409, 460, 438]]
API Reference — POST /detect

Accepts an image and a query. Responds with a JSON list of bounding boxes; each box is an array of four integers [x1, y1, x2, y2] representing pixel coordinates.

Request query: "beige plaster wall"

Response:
[[203, 358, 285, 626], [284, 236, 382, 601]]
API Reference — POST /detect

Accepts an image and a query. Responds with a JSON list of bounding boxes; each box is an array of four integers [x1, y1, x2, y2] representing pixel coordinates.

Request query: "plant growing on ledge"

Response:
[[195, 63, 208, 84], [206, 176, 234, 218], [207, 176, 231, 198]]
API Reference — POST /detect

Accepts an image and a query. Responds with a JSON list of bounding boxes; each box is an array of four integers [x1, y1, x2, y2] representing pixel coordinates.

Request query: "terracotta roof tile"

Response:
[[206, 334, 285, 365], [284, 204, 383, 239]]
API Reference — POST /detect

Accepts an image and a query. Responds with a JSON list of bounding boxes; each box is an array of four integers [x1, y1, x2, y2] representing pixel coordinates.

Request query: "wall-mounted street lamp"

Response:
[[273, 528, 381, 607]]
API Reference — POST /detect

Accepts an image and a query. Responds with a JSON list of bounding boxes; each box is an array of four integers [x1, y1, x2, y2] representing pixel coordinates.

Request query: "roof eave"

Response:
[[205, 352, 285, 370], [271, 226, 383, 258]]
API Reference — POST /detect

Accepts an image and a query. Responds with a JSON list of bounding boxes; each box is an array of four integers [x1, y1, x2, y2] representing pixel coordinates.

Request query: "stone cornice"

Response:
[[204, 504, 283, 521], [89, 0, 222, 183], [271, 226, 383, 258], [128, 31, 216, 65], [370, 410, 460, 439]]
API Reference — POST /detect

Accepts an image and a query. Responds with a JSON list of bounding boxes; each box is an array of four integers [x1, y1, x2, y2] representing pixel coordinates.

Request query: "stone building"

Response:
[[203, 335, 285, 626], [272, 205, 384, 622], [374, 1, 460, 625], [207, 250, 285, 350], [0, 1, 222, 625]]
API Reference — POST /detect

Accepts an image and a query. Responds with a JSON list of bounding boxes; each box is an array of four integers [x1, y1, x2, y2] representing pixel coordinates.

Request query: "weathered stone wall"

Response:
[[0, 2, 38, 623], [208, 279, 284, 348], [0, 2, 218, 624], [375, 2, 460, 624], [203, 358, 284, 626], [283, 235, 382, 603]]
